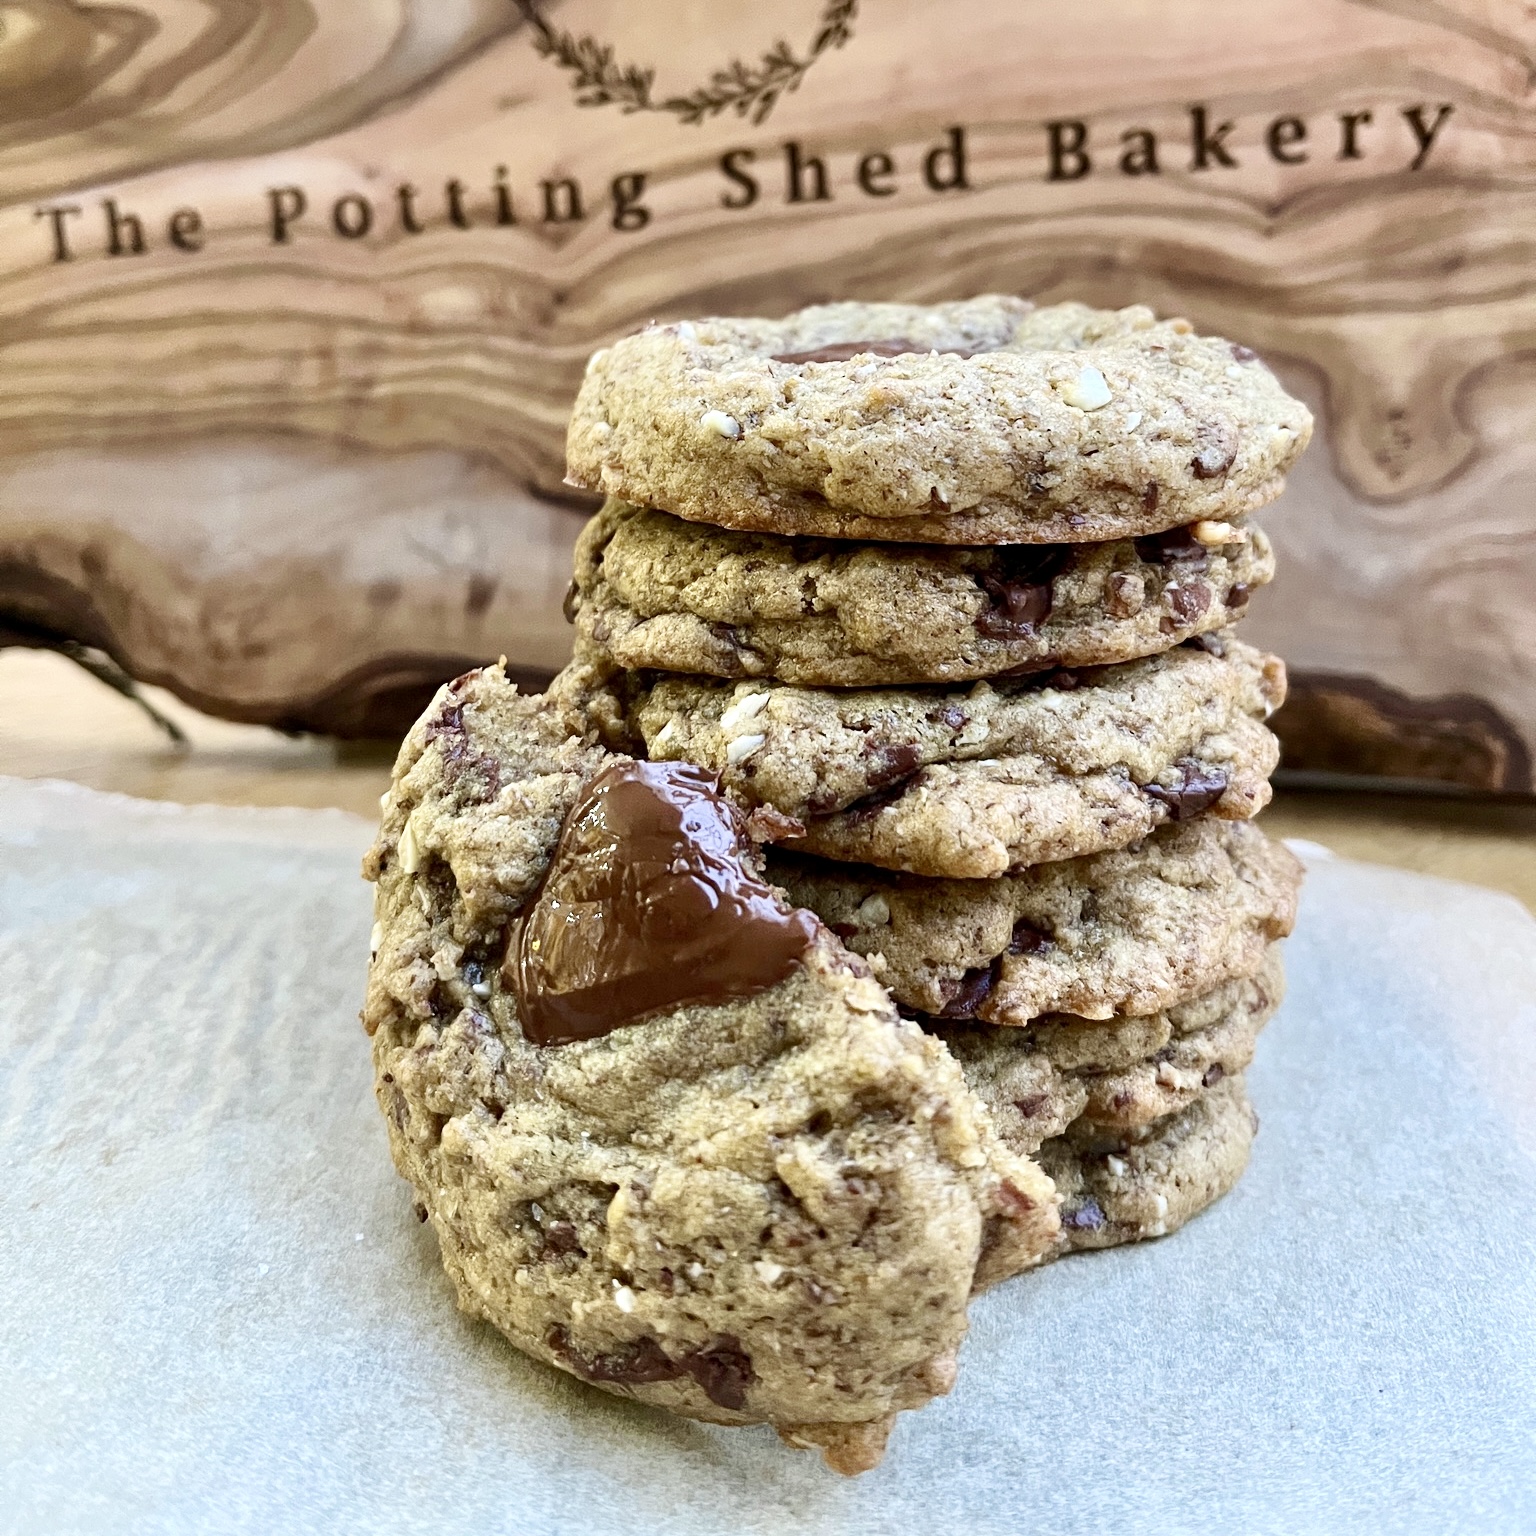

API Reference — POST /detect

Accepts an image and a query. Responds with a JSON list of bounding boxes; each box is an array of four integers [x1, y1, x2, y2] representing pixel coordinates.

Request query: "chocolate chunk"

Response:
[[1013, 1093, 1050, 1118], [1061, 1199, 1106, 1231], [745, 805, 806, 844], [508, 761, 816, 1046], [1202, 1063, 1226, 1087], [974, 547, 1069, 639], [425, 700, 502, 799], [770, 338, 984, 364], [561, 579, 580, 623], [939, 959, 1001, 1018], [837, 774, 919, 825], [1226, 582, 1251, 610], [1008, 918, 1054, 955], [1186, 632, 1227, 657], [1144, 759, 1229, 820], [1134, 524, 1210, 567], [933, 704, 968, 732], [546, 1327, 756, 1411], [542, 1220, 584, 1257], [1168, 580, 1212, 626], [682, 1336, 757, 1411], [864, 740, 923, 789], [1190, 425, 1239, 480], [1141, 481, 1160, 512]]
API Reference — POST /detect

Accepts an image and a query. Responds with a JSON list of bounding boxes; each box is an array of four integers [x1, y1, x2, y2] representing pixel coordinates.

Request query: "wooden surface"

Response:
[[4, 647, 1533, 915], [1, 0, 1533, 775]]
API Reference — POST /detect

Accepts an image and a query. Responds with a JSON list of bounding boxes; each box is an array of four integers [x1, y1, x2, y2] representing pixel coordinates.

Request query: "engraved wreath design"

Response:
[[514, 0, 858, 125]]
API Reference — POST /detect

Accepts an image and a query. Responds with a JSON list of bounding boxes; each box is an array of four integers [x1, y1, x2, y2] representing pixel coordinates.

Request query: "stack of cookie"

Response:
[[563, 296, 1309, 1252], [364, 297, 1312, 1474]]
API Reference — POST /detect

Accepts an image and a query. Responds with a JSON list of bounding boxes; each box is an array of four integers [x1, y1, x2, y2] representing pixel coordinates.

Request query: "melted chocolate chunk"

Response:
[[547, 1326, 757, 1411], [1144, 759, 1229, 820], [1061, 1199, 1106, 1232], [939, 959, 1001, 1018], [769, 338, 987, 365], [1134, 524, 1210, 567], [509, 761, 816, 1046], [974, 547, 1070, 639], [1008, 918, 1054, 955]]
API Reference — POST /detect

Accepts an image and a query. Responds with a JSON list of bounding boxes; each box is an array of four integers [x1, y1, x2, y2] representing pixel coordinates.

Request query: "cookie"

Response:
[[593, 634, 1283, 878], [769, 819, 1302, 1026], [363, 664, 1058, 1474], [571, 499, 1275, 686], [567, 298, 1312, 544], [935, 948, 1283, 1155], [1038, 1074, 1258, 1252]]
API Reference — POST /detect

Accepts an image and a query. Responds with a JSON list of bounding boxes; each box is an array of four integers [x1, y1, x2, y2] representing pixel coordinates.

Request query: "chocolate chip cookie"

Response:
[[590, 634, 1283, 878], [1039, 1074, 1259, 1252], [567, 298, 1312, 544], [570, 500, 1275, 686], [770, 819, 1302, 1026], [363, 664, 1057, 1475], [935, 947, 1281, 1154]]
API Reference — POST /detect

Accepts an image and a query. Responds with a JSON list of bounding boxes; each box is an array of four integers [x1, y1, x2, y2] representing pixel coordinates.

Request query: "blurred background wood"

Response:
[[0, 0, 1532, 785]]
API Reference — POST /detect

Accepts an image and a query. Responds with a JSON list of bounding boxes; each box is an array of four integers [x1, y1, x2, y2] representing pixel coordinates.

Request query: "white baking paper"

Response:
[[1, 776, 1533, 1536]]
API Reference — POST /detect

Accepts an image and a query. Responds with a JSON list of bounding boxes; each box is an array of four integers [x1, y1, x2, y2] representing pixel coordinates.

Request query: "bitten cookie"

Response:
[[567, 298, 1312, 544], [571, 500, 1274, 685], [589, 634, 1284, 878], [363, 665, 1057, 1475], [770, 819, 1302, 1026]]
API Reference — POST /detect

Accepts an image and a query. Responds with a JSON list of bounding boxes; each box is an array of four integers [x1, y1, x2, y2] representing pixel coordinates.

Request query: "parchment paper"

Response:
[[2, 776, 1532, 1536]]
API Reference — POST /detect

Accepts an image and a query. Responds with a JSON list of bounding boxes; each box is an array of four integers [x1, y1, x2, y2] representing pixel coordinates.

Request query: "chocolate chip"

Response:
[[1144, 759, 1229, 820], [1013, 1093, 1050, 1118], [413, 1202, 428, 1223], [864, 741, 922, 789], [1190, 425, 1239, 480], [830, 922, 859, 939], [542, 1220, 584, 1257], [1202, 1063, 1226, 1087], [1008, 918, 1054, 955], [1168, 580, 1212, 625], [939, 959, 1001, 1018], [1230, 343, 1259, 363], [547, 1326, 681, 1387], [683, 1337, 758, 1411], [974, 547, 1069, 639], [1062, 1199, 1106, 1231], [744, 805, 806, 844], [562, 580, 580, 623], [1226, 582, 1251, 609], [1141, 482, 1160, 512], [933, 704, 968, 731], [1134, 524, 1210, 567]]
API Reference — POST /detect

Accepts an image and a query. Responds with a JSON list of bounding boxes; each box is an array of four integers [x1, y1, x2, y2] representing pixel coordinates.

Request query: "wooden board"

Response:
[[1, 0, 1533, 787]]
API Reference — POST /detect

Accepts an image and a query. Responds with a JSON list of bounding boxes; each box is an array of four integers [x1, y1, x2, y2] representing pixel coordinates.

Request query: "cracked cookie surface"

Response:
[[363, 664, 1057, 1474], [568, 298, 1311, 544], [571, 500, 1275, 686], [771, 820, 1302, 1026], [588, 634, 1283, 878]]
